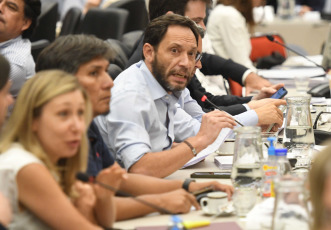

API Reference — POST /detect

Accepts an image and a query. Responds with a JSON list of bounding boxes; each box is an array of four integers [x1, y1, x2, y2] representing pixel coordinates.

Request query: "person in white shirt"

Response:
[[207, 0, 265, 70]]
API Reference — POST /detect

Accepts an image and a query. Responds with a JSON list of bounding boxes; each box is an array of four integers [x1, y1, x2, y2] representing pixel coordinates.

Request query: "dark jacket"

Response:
[[87, 121, 115, 176]]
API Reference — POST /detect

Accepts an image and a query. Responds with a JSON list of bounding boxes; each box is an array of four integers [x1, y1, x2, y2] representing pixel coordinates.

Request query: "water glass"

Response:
[[233, 187, 257, 217], [272, 177, 310, 230], [294, 76, 310, 94], [277, 0, 295, 19]]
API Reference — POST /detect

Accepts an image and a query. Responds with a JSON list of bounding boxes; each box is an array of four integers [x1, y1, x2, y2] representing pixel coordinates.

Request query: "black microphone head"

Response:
[[76, 172, 90, 182], [194, 90, 205, 99], [266, 35, 275, 42]]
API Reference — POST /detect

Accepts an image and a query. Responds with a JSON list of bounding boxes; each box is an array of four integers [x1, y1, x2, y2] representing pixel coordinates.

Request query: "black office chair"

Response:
[[81, 8, 129, 40], [105, 39, 129, 69], [107, 0, 149, 33], [30, 1, 58, 42], [108, 64, 123, 80], [31, 39, 50, 62], [60, 7, 82, 36], [121, 30, 144, 57]]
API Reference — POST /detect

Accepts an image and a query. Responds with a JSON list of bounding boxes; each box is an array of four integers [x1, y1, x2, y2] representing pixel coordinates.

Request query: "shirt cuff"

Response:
[[243, 103, 250, 111], [242, 69, 255, 85], [234, 110, 258, 127]]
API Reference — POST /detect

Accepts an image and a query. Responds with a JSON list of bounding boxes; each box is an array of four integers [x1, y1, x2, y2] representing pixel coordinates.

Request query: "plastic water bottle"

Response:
[[275, 148, 292, 176], [262, 137, 277, 198]]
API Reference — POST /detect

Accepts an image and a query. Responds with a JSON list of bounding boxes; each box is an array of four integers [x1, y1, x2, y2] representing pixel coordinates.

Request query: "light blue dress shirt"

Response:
[[0, 36, 35, 97]]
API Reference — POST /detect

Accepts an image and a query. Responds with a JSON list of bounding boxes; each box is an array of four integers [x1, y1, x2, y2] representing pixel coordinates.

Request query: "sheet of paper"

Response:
[[182, 128, 233, 168], [258, 67, 326, 79], [282, 55, 323, 67], [214, 156, 233, 170]]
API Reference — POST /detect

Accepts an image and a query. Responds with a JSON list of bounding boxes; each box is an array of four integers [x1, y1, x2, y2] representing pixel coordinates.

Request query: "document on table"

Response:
[[258, 67, 325, 79], [182, 128, 233, 168]]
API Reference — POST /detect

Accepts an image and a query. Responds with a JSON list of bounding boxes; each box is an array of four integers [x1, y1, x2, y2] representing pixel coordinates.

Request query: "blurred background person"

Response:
[[296, 0, 326, 15], [310, 143, 331, 230], [207, 0, 266, 70], [0, 54, 13, 230]]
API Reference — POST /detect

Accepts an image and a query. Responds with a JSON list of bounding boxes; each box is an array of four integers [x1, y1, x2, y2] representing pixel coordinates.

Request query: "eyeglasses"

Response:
[[195, 52, 203, 63]]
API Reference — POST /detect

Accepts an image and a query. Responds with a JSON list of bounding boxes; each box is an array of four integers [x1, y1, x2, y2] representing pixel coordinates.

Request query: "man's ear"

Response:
[[143, 43, 155, 64], [21, 18, 32, 33], [166, 11, 174, 15]]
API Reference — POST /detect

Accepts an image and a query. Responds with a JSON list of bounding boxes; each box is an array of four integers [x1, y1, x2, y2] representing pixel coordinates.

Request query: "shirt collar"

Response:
[[138, 61, 182, 100], [0, 35, 22, 47]]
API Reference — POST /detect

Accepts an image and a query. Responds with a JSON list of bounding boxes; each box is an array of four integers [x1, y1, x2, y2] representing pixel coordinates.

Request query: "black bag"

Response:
[[256, 51, 286, 69]]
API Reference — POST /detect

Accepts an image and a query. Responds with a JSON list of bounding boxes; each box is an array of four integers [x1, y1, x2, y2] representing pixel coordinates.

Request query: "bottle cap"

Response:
[[267, 137, 276, 156], [275, 148, 288, 157]]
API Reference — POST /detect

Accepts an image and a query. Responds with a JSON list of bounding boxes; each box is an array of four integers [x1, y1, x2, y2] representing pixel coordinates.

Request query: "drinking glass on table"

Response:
[[294, 76, 310, 94], [272, 176, 311, 230], [231, 127, 263, 217], [283, 96, 315, 170]]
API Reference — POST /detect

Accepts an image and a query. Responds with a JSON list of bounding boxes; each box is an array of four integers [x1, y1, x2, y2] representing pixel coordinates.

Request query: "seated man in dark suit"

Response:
[[127, 0, 281, 115]]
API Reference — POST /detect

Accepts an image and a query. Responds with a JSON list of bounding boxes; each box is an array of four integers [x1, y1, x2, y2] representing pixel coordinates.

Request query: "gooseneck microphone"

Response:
[[194, 90, 244, 127], [266, 35, 327, 72], [76, 172, 174, 215]]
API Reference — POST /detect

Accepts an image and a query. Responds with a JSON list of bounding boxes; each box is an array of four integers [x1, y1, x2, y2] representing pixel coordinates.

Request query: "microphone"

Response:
[[266, 35, 327, 72], [194, 90, 244, 127], [76, 172, 174, 215]]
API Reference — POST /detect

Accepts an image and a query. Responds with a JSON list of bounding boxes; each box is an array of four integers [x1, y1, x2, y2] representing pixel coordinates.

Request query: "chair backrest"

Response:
[[250, 34, 287, 62], [227, 79, 243, 97], [107, 0, 149, 33], [121, 30, 144, 57], [60, 7, 82, 36], [31, 39, 50, 62], [81, 8, 129, 40], [105, 39, 129, 69], [108, 64, 123, 80], [30, 1, 58, 42]]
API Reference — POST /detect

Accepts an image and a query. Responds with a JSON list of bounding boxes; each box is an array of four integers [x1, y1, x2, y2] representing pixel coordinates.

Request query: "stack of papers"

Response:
[[182, 128, 233, 168], [258, 67, 326, 79], [214, 156, 233, 170]]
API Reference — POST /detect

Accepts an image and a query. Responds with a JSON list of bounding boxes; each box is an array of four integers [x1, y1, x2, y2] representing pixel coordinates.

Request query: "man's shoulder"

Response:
[[0, 37, 32, 64], [113, 61, 149, 93]]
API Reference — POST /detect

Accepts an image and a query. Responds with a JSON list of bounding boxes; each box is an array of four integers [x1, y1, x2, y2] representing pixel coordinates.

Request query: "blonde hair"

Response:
[[0, 70, 92, 195], [310, 142, 331, 230]]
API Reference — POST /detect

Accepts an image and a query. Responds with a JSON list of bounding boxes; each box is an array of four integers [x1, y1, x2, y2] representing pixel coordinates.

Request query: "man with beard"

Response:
[[98, 14, 239, 178]]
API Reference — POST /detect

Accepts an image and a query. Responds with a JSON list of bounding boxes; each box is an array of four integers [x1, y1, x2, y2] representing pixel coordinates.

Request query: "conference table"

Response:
[[113, 152, 242, 230]]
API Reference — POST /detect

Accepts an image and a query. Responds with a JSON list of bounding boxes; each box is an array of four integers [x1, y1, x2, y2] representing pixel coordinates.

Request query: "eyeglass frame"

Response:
[[195, 52, 203, 63]]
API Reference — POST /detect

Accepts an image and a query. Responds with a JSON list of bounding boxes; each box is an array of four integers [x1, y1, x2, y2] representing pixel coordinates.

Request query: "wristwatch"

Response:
[[182, 178, 196, 191]]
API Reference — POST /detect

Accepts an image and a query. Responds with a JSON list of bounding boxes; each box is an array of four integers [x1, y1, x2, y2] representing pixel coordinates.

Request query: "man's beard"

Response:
[[151, 55, 191, 93]]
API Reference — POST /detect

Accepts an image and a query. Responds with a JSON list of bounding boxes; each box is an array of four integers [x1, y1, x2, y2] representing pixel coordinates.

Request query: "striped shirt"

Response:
[[0, 36, 35, 98]]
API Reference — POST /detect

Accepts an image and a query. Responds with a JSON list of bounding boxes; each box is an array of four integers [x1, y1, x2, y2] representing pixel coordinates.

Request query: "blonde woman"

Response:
[[310, 143, 331, 230], [207, 0, 265, 70], [0, 70, 126, 229]]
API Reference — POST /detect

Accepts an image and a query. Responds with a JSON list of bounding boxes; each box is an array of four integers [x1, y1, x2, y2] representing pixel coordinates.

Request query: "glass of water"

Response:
[[294, 76, 310, 94], [233, 187, 257, 217]]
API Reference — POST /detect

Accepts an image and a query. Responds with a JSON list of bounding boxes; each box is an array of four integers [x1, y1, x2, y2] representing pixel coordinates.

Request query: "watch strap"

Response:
[[182, 178, 195, 191]]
